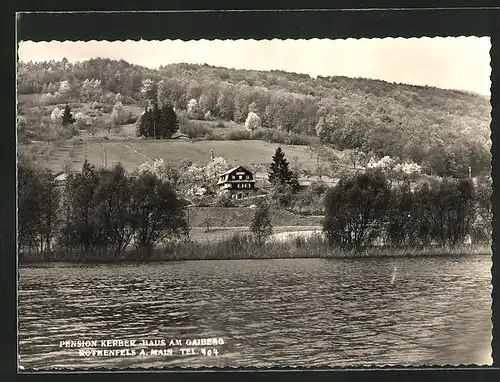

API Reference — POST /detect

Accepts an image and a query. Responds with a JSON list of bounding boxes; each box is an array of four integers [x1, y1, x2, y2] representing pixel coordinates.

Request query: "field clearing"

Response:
[[18, 97, 345, 175], [21, 138, 329, 174], [18, 93, 43, 105], [188, 206, 323, 228], [115, 139, 322, 169]]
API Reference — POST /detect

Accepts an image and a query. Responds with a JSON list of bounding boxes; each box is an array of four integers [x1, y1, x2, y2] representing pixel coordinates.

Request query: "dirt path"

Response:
[[122, 142, 150, 161], [191, 225, 322, 231]]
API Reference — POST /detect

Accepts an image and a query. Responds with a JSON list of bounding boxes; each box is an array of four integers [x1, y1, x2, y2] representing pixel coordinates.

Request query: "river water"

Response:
[[18, 256, 492, 370]]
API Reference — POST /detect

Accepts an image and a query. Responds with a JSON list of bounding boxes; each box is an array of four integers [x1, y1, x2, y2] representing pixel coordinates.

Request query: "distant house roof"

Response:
[[171, 131, 189, 139], [54, 173, 69, 182]]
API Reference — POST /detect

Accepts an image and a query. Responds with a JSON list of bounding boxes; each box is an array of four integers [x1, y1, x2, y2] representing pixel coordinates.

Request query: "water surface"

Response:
[[18, 256, 492, 369]]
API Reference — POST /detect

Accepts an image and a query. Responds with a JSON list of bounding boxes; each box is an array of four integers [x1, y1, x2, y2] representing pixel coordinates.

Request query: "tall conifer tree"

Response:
[[268, 147, 297, 188], [62, 103, 76, 127]]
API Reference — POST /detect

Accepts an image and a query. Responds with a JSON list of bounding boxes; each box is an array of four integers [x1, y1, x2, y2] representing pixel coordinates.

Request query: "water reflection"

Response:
[[18, 256, 492, 369]]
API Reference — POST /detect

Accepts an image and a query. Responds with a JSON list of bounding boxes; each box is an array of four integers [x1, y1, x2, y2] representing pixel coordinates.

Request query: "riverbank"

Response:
[[19, 234, 492, 264]]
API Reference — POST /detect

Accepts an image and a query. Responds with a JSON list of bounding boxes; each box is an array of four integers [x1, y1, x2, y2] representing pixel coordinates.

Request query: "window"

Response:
[[239, 175, 243, 180]]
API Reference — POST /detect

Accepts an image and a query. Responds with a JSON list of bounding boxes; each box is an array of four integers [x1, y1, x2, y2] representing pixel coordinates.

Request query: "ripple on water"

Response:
[[18, 256, 492, 369]]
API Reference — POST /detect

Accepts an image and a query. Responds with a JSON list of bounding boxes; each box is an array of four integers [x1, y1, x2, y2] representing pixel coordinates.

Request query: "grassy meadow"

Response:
[[18, 95, 338, 178]]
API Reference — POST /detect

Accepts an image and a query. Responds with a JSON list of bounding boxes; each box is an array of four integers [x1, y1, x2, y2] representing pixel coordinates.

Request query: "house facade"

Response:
[[217, 166, 256, 199]]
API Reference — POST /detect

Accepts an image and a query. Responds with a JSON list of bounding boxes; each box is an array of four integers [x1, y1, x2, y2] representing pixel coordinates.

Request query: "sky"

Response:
[[18, 37, 491, 96]]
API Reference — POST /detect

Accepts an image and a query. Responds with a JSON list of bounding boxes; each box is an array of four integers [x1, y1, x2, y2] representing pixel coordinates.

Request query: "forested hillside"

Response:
[[17, 57, 491, 178]]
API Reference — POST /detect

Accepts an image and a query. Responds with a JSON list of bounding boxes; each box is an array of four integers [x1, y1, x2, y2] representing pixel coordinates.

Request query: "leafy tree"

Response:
[[249, 202, 273, 245], [89, 116, 105, 137], [92, 163, 134, 255], [428, 178, 476, 246], [140, 78, 158, 102], [59, 80, 71, 96], [323, 170, 391, 250], [386, 181, 420, 247], [471, 175, 492, 243], [129, 172, 188, 258], [268, 147, 299, 190], [18, 163, 61, 254], [216, 83, 235, 120], [137, 158, 181, 192], [234, 83, 252, 122], [198, 86, 219, 115], [60, 160, 101, 251], [315, 117, 329, 143], [110, 101, 126, 128]]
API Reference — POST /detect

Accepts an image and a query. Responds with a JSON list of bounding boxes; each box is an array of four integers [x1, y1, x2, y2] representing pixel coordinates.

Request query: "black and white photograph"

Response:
[[16, 36, 493, 370]]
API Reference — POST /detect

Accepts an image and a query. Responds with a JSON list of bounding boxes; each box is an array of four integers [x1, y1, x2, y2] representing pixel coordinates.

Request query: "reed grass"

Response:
[[19, 233, 491, 264]]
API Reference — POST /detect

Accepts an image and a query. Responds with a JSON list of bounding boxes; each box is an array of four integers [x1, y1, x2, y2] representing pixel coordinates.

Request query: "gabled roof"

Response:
[[219, 165, 251, 176]]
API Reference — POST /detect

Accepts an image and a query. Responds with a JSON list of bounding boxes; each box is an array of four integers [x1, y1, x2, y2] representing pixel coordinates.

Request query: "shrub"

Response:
[[323, 170, 391, 250], [251, 129, 314, 146], [122, 112, 138, 125], [102, 105, 113, 113], [215, 193, 234, 207], [225, 130, 251, 140], [180, 121, 211, 139], [310, 181, 330, 196]]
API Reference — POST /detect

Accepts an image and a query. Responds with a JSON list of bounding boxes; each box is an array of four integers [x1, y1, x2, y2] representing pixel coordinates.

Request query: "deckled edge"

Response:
[[14, 32, 496, 372]]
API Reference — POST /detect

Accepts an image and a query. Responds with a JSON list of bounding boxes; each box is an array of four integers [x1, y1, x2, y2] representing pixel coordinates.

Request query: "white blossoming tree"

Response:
[[50, 106, 64, 125], [175, 156, 230, 198], [245, 111, 262, 131], [74, 112, 91, 129], [187, 98, 199, 118], [366, 156, 395, 171], [205, 156, 229, 181], [110, 101, 128, 130], [137, 158, 181, 191], [393, 161, 422, 175]]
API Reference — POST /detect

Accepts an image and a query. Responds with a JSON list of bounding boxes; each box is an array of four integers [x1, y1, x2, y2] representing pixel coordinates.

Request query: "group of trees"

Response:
[[50, 104, 76, 127], [18, 158, 189, 259], [136, 103, 179, 139], [323, 170, 491, 250]]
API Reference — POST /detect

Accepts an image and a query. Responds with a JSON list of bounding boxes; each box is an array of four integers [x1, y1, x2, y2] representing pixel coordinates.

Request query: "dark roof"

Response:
[[219, 165, 252, 176]]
